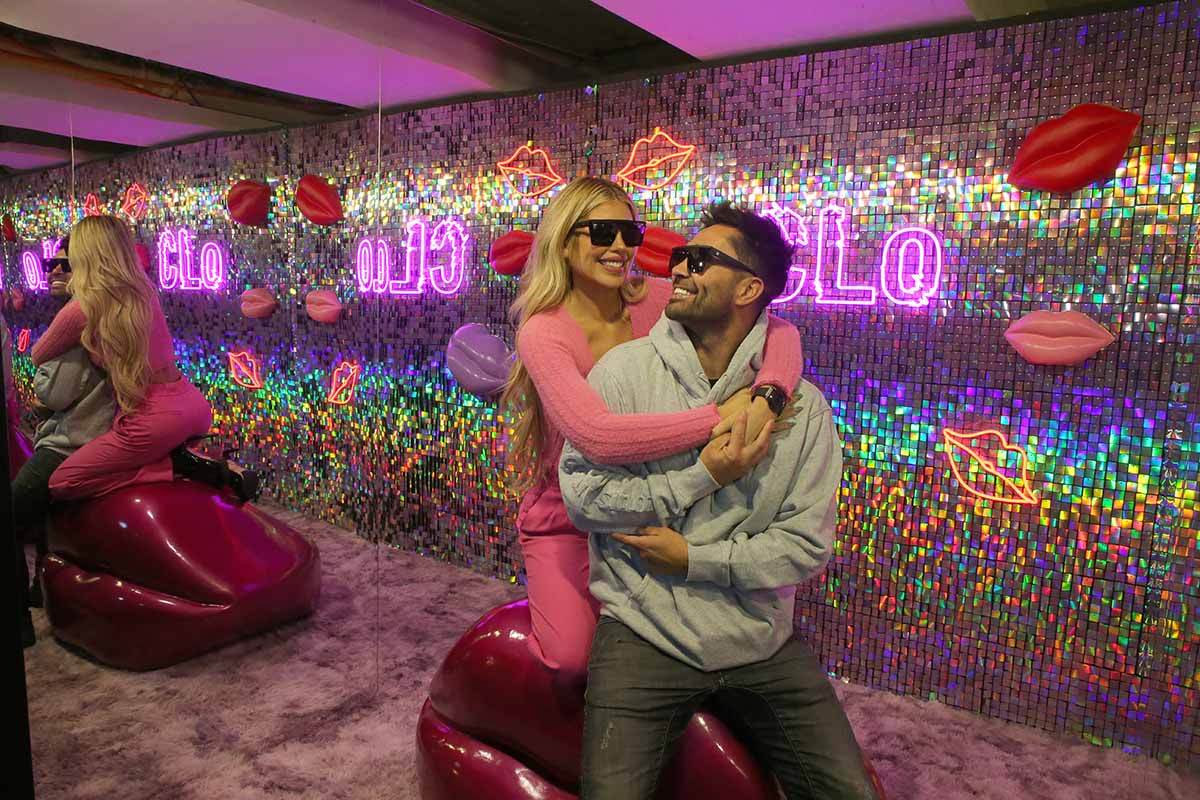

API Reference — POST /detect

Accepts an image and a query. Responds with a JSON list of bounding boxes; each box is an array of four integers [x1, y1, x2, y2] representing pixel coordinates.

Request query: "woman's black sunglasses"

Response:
[[570, 219, 646, 247], [670, 245, 757, 277], [42, 257, 71, 273]]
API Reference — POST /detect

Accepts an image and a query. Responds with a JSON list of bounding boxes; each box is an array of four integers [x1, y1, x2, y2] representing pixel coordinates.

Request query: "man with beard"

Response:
[[559, 203, 877, 799]]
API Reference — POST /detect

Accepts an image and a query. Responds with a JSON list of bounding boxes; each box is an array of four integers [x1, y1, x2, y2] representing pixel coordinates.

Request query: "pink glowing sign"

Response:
[[327, 361, 361, 406], [157, 228, 225, 292], [761, 202, 942, 309], [20, 239, 62, 291], [354, 219, 469, 297]]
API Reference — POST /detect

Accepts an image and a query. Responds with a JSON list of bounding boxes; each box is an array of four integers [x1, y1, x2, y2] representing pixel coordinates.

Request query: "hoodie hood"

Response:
[[647, 311, 768, 405]]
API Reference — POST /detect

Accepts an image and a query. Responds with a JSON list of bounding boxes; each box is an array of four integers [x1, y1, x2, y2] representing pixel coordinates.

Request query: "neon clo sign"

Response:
[[157, 228, 225, 292], [764, 202, 943, 309], [355, 218, 469, 297]]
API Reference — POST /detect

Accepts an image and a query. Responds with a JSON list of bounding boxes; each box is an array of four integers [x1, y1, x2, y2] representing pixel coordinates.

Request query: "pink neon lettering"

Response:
[[21, 251, 45, 291], [355, 228, 424, 296], [177, 228, 200, 290], [157, 229, 179, 290], [393, 221, 426, 294], [427, 219, 468, 296], [763, 203, 809, 306], [813, 204, 876, 306], [879, 227, 942, 308], [198, 242, 226, 292]]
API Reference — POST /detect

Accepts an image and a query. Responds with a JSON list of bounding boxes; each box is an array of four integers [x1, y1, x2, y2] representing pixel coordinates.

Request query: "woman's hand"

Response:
[[700, 411, 773, 485], [712, 392, 798, 441]]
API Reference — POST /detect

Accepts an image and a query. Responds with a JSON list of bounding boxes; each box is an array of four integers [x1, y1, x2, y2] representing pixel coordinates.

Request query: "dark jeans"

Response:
[[12, 447, 68, 605], [581, 617, 878, 800]]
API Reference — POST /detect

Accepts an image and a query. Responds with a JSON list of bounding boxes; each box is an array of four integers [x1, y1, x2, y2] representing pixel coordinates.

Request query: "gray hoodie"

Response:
[[559, 312, 842, 671], [33, 346, 115, 455]]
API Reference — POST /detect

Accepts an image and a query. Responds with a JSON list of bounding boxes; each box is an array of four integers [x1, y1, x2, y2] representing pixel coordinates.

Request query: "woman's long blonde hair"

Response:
[[501, 177, 647, 493], [68, 215, 155, 413]]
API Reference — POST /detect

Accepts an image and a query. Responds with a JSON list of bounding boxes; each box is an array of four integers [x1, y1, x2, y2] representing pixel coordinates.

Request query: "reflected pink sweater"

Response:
[[31, 297, 178, 377], [515, 279, 803, 536]]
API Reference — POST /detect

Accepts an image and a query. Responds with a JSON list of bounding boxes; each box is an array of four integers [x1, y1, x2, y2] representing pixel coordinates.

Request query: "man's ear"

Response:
[[734, 276, 765, 309]]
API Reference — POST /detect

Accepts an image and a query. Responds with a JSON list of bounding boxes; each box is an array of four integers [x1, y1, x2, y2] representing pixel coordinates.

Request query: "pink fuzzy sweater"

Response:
[[515, 279, 804, 535]]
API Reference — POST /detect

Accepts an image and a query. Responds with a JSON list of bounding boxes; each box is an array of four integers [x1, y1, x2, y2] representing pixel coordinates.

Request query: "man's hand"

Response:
[[614, 526, 689, 577], [699, 410, 772, 485]]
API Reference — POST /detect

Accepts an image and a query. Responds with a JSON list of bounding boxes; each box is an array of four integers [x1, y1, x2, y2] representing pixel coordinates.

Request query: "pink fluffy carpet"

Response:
[[22, 505, 1200, 799]]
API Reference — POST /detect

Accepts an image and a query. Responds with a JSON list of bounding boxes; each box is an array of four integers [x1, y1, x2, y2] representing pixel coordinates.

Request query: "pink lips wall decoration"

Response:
[[1004, 310, 1115, 366], [240, 288, 278, 319], [1008, 103, 1141, 193], [305, 289, 344, 323]]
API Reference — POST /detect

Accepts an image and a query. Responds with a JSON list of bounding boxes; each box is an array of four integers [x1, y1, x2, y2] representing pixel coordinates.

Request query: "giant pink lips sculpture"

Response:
[[1004, 310, 1114, 366], [417, 599, 886, 799]]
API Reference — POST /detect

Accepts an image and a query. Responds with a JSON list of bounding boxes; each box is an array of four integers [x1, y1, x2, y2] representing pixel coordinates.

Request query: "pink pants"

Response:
[[519, 528, 600, 686], [49, 378, 212, 500]]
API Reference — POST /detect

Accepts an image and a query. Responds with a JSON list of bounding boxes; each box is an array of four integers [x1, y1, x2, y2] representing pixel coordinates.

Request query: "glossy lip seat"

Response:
[[42, 480, 321, 671]]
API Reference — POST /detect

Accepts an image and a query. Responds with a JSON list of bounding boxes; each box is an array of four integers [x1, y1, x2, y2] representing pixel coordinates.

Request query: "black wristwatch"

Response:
[[752, 384, 788, 416]]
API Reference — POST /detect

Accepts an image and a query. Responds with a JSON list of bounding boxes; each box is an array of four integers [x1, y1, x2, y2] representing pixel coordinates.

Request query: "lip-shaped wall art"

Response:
[[2, 214, 14, 242], [295, 175, 343, 225], [617, 128, 696, 191], [305, 289, 344, 323], [227, 180, 272, 227], [326, 361, 361, 405], [635, 226, 687, 277], [227, 350, 264, 390], [1008, 103, 1141, 192], [489, 230, 535, 276], [120, 182, 149, 220], [240, 287, 278, 319], [497, 145, 564, 198], [942, 427, 1039, 506], [83, 193, 102, 217], [16, 328, 30, 353], [1004, 310, 1114, 366]]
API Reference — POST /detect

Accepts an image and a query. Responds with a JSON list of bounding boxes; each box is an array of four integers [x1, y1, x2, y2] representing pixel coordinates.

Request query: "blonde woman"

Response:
[[29, 215, 247, 502], [502, 177, 804, 686]]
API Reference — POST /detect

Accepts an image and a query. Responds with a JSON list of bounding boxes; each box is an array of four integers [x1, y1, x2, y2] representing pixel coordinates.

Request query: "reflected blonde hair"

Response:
[[501, 177, 647, 494], [68, 215, 155, 413]]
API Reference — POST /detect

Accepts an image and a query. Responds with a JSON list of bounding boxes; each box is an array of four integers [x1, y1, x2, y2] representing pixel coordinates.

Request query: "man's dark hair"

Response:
[[59, 234, 69, 255], [699, 201, 792, 307]]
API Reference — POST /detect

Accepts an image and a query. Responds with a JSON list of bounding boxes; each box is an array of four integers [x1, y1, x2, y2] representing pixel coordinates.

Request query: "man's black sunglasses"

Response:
[[670, 245, 757, 277], [569, 219, 646, 247], [42, 257, 71, 273]]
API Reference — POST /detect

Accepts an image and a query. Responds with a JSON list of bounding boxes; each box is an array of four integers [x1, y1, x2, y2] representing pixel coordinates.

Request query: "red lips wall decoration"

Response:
[[227, 180, 272, 227], [2, 214, 16, 242], [1008, 103, 1141, 193], [1004, 310, 1114, 366], [617, 128, 696, 191], [83, 193, 102, 217], [636, 226, 687, 277], [16, 328, 30, 353], [295, 175, 343, 225], [228, 351, 264, 390], [497, 145, 564, 198], [134, 243, 151, 272], [942, 428, 1039, 506], [489, 230, 535, 276]]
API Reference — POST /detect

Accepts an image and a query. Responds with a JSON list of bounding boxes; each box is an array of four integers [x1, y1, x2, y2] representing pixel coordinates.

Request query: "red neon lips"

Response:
[[1004, 310, 1114, 366], [635, 226, 686, 277], [327, 361, 361, 406], [120, 183, 149, 220], [1008, 103, 1141, 192], [83, 193, 102, 217], [942, 428, 1039, 506], [617, 128, 696, 191], [489, 230, 535, 276], [228, 351, 264, 390], [16, 328, 30, 353], [497, 145, 564, 198]]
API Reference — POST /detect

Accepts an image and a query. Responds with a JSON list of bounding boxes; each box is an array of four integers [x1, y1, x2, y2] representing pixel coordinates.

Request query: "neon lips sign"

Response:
[[763, 202, 943, 309]]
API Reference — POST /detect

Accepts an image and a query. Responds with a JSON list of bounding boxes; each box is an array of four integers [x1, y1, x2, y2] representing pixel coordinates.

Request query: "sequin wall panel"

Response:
[[2, 1, 1198, 765]]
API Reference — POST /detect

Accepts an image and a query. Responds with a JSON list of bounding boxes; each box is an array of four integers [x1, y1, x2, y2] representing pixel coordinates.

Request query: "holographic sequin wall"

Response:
[[2, 2, 1198, 765]]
